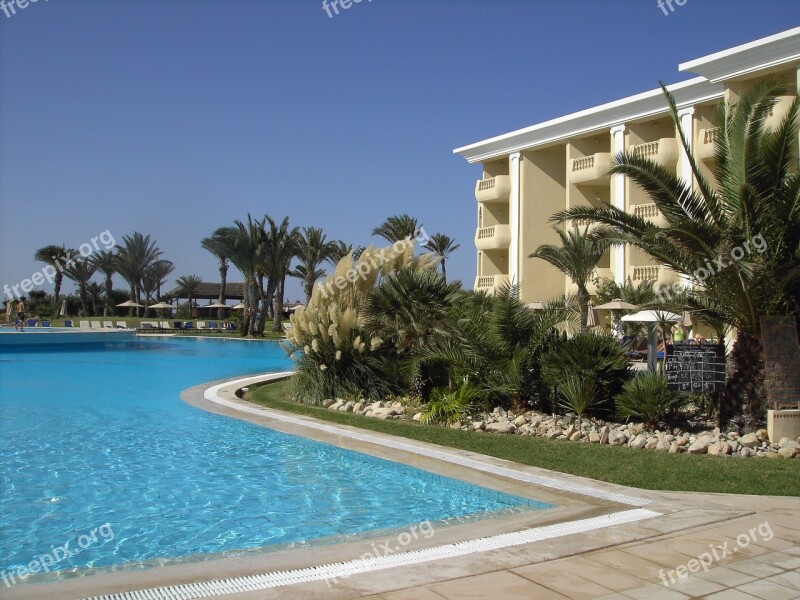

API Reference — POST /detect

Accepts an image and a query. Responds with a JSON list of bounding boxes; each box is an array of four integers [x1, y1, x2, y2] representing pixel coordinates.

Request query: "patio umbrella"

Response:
[[206, 301, 228, 320], [621, 310, 683, 372], [148, 301, 174, 320], [595, 298, 637, 338], [116, 300, 143, 308], [232, 303, 245, 310], [586, 301, 599, 328]]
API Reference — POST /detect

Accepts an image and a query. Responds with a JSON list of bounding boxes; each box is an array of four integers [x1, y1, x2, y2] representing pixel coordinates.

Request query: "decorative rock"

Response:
[[450, 421, 462, 430], [630, 434, 648, 449], [330, 399, 345, 411], [740, 447, 754, 457], [669, 441, 681, 453], [372, 407, 397, 419], [727, 441, 740, 454], [514, 415, 528, 427], [740, 433, 759, 448], [353, 402, 365, 413], [778, 438, 800, 450], [688, 436, 713, 454], [486, 421, 516, 434], [609, 431, 628, 446], [708, 442, 731, 456], [342, 401, 355, 412], [757, 428, 769, 441], [546, 428, 563, 440], [322, 399, 336, 408], [589, 431, 601, 444], [564, 425, 575, 439], [656, 438, 671, 452], [778, 447, 798, 459], [676, 437, 688, 447], [645, 437, 659, 450], [569, 431, 582, 441], [472, 421, 485, 431], [412, 412, 423, 422], [764, 451, 780, 459]]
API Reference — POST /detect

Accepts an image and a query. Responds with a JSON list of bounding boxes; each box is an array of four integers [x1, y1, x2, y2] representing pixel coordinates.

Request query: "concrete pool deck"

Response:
[[4, 373, 798, 600]]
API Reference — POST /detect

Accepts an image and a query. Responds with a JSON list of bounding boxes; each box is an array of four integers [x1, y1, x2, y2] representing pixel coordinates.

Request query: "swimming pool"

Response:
[[0, 337, 550, 579]]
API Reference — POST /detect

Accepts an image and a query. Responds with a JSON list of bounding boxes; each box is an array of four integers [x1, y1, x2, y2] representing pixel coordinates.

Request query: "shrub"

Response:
[[615, 371, 689, 428], [420, 382, 478, 426], [542, 332, 631, 416], [557, 375, 601, 425]]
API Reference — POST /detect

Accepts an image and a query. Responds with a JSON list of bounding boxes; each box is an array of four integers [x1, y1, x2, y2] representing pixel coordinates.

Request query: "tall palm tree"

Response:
[[220, 217, 264, 337], [423, 233, 460, 281], [115, 232, 163, 316], [372, 214, 419, 243], [530, 225, 606, 332], [552, 80, 800, 424], [293, 227, 336, 303], [91, 250, 117, 316], [142, 260, 175, 315], [201, 230, 230, 320], [262, 216, 299, 333], [34, 245, 69, 310], [175, 274, 204, 319], [63, 258, 97, 316]]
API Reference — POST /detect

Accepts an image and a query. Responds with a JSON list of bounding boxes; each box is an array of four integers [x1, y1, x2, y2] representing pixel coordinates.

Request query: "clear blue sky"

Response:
[[0, 0, 795, 301]]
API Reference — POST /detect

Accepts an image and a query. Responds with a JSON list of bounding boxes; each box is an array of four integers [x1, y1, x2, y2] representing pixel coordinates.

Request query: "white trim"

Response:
[[610, 125, 626, 285], [679, 27, 800, 83], [453, 78, 722, 164], [509, 152, 521, 286]]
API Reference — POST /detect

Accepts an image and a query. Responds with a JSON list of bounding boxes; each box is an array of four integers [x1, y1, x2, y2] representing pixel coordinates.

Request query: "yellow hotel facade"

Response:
[[454, 28, 800, 304]]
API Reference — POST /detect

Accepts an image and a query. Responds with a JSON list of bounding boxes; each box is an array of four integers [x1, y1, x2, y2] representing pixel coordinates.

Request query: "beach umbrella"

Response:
[[595, 298, 637, 337], [206, 301, 228, 320], [622, 310, 683, 372], [149, 302, 173, 309], [232, 303, 245, 310], [116, 300, 143, 308]]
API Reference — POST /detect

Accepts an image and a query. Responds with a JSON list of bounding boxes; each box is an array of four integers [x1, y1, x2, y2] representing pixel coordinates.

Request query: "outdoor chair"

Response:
[[26, 319, 37, 327], [160, 321, 172, 330], [64, 320, 73, 328], [208, 321, 217, 329], [103, 321, 114, 328], [184, 322, 194, 330], [90, 321, 102, 329], [79, 321, 90, 329], [41, 321, 51, 327], [197, 321, 207, 330], [116, 321, 127, 329]]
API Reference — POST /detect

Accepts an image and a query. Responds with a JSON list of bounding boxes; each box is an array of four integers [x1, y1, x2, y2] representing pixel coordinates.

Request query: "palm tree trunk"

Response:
[[218, 261, 227, 321], [721, 331, 766, 428], [578, 284, 590, 333], [272, 277, 286, 333], [441, 259, 447, 283]]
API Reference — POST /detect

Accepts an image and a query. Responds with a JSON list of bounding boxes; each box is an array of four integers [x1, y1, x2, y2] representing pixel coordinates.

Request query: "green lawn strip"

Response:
[[31, 318, 285, 339], [247, 380, 799, 497]]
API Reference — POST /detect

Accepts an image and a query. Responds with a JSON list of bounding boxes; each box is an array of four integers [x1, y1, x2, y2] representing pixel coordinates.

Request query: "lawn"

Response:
[[247, 380, 799, 497]]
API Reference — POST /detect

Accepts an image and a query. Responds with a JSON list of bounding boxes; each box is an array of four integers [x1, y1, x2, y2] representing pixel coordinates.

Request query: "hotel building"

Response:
[[454, 28, 800, 304]]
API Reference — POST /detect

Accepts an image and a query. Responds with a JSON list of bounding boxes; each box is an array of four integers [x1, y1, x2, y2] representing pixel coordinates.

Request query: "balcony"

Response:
[[696, 127, 719, 161], [475, 175, 511, 204], [475, 224, 512, 251], [765, 95, 796, 131], [630, 138, 679, 168], [630, 202, 668, 228], [629, 265, 678, 289], [569, 152, 612, 186], [474, 274, 510, 295]]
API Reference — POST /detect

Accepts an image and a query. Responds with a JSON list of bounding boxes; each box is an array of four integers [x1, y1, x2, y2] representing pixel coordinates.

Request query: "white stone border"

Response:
[[204, 372, 655, 507]]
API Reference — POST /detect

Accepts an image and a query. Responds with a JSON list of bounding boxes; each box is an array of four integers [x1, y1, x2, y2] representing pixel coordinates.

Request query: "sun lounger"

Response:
[[208, 321, 218, 329], [184, 322, 194, 330], [116, 321, 127, 329], [103, 321, 114, 329], [64, 320, 73, 328], [197, 321, 207, 330], [173, 321, 183, 329], [90, 321, 102, 329], [79, 321, 90, 329], [41, 321, 50, 327], [160, 321, 172, 330], [26, 319, 37, 327]]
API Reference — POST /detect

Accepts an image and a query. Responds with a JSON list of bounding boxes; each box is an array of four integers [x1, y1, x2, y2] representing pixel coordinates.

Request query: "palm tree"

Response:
[[372, 214, 419, 243], [530, 225, 607, 332], [219, 217, 264, 337], [175, 274, 204, 319], [142, 260, 175, 315], [423, 233, 460, 281], [552, 80, 800, 424], [328, 241, 365, 266], [34, 245, 69, 310], [262, 216, 299, 333], [115, 232, 163, 316], [63, 258, 97, 316], [201, 230, 230, 320], [91, 250, 117, 316], [293, 227, 336, 303]]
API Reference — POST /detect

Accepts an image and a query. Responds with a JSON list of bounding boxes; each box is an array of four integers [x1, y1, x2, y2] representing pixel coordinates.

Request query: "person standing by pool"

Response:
[[14, 298, 25, 332]]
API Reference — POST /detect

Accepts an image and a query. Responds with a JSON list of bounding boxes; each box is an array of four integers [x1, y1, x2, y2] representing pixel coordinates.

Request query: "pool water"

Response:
[[0, 337, 549, 576]]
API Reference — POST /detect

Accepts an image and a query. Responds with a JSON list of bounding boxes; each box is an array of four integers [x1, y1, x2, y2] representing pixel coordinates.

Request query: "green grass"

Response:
[[22, 317, 285, 339], [247, 380, 799, 497]]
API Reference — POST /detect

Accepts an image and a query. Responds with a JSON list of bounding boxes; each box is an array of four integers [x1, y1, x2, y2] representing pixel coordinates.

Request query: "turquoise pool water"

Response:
[[0, 337, 549, 577]]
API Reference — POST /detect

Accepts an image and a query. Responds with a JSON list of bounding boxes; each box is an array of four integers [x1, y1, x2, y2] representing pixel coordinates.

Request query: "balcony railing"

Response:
[[475, 224, 512, 251], [569, 152, 612, 185], [629, 265, 678, 288], [631, 202, 668, 227], [630, 138, 679, 167], [474, 274, 510, 295], [696, 127, 719, 161], [475, 175, 511, 204]]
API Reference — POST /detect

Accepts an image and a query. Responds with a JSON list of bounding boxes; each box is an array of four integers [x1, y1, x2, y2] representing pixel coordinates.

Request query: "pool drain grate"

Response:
[[85, 507, 660, 600]]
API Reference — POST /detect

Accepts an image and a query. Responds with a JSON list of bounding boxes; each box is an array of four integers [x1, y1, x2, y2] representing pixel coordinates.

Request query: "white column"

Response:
[[610, 125, 626, 284], [509, 152, 521, 287], [678, 107, 695, 291]]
